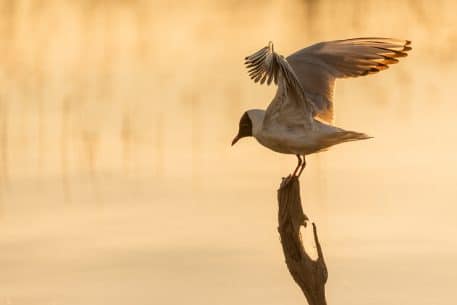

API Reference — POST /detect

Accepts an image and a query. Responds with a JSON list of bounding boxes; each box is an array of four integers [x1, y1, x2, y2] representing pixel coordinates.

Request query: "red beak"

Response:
[[231, 135, 241, 146]]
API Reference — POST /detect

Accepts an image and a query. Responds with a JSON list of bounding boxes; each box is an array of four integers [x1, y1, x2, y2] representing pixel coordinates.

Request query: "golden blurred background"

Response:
[[1, 0, 457, 304]]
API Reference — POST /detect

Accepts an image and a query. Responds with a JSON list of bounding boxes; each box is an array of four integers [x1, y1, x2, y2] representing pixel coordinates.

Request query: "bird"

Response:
[[231, 38, 411, 178]]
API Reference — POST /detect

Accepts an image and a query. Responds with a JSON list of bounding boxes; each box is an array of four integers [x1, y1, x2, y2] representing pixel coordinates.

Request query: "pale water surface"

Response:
[[0, 1, 457, 304]]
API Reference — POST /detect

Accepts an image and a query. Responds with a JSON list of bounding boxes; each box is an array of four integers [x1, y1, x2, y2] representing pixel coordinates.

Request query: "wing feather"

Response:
[[287, 37, 412, 122], [244, 42, 314, 127]]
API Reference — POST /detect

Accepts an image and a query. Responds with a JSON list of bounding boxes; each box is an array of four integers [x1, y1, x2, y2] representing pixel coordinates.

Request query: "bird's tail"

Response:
[[317, 130, 372, 151], [334, 130, 373, 142]]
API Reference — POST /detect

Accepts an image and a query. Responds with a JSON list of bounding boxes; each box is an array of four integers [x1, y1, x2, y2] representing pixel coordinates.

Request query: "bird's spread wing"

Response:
[[244, 42, 313, 128], [286, 37, 412, 123]]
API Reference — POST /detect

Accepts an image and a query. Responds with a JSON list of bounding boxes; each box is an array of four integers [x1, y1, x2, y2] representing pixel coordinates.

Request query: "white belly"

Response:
[[254, 122, 346, 155], [255, 130, 319, 155]]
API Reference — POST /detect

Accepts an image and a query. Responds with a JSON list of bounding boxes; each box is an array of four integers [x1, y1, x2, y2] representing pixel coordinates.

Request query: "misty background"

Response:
[[1, 0, 457, 304]]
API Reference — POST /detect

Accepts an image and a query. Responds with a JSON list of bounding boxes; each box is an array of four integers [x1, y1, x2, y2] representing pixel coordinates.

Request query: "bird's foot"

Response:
[[280, 174, 297, 189]]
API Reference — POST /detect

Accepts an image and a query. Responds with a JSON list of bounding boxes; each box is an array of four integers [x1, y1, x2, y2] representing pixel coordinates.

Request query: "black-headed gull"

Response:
[[232, 38, 411, 177]]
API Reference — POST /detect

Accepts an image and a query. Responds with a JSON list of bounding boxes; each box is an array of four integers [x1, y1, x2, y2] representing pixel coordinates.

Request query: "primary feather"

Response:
[[286, 38, 412, 122]]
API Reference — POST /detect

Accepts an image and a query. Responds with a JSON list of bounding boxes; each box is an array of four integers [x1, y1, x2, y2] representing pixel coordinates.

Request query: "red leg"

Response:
[[297, 155, 306, 177], [292, 154, 302, 177]]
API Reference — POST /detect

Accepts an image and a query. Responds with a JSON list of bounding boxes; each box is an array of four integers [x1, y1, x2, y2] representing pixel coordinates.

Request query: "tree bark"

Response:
[[277, 176, 328, 305]]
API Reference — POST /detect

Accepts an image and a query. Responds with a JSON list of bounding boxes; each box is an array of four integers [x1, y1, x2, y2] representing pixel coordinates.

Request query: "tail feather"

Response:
[[336, 131, 373, 142], [316, 130, 372, 151]]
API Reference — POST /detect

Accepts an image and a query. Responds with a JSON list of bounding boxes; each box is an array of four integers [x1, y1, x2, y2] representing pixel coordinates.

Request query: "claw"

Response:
[[280, 174, 297, 189]]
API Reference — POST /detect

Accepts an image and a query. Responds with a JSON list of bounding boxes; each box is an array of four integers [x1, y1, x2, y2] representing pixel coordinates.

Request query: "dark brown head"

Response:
[[231, 111, 253, 146]]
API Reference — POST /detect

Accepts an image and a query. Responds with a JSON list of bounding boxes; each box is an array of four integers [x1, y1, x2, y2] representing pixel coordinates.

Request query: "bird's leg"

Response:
[[281, 155, 302, 188], [297, 155, 306, 177], [292, 154, 303, 177]]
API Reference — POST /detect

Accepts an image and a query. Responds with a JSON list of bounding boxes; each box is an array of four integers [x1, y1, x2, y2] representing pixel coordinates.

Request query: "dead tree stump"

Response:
[[278, 176, 328, 305]]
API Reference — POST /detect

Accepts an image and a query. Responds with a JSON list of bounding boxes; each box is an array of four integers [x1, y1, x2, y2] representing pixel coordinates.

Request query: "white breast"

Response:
[[255, 120, 343, 155]]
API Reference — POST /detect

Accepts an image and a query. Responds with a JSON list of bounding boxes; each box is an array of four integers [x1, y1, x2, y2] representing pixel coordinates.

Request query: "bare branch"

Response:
[[277, 176, 328, 305]]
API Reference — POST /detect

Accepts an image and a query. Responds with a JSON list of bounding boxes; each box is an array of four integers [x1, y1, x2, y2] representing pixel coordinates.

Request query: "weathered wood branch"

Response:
[[278, 176, 328, 305]]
